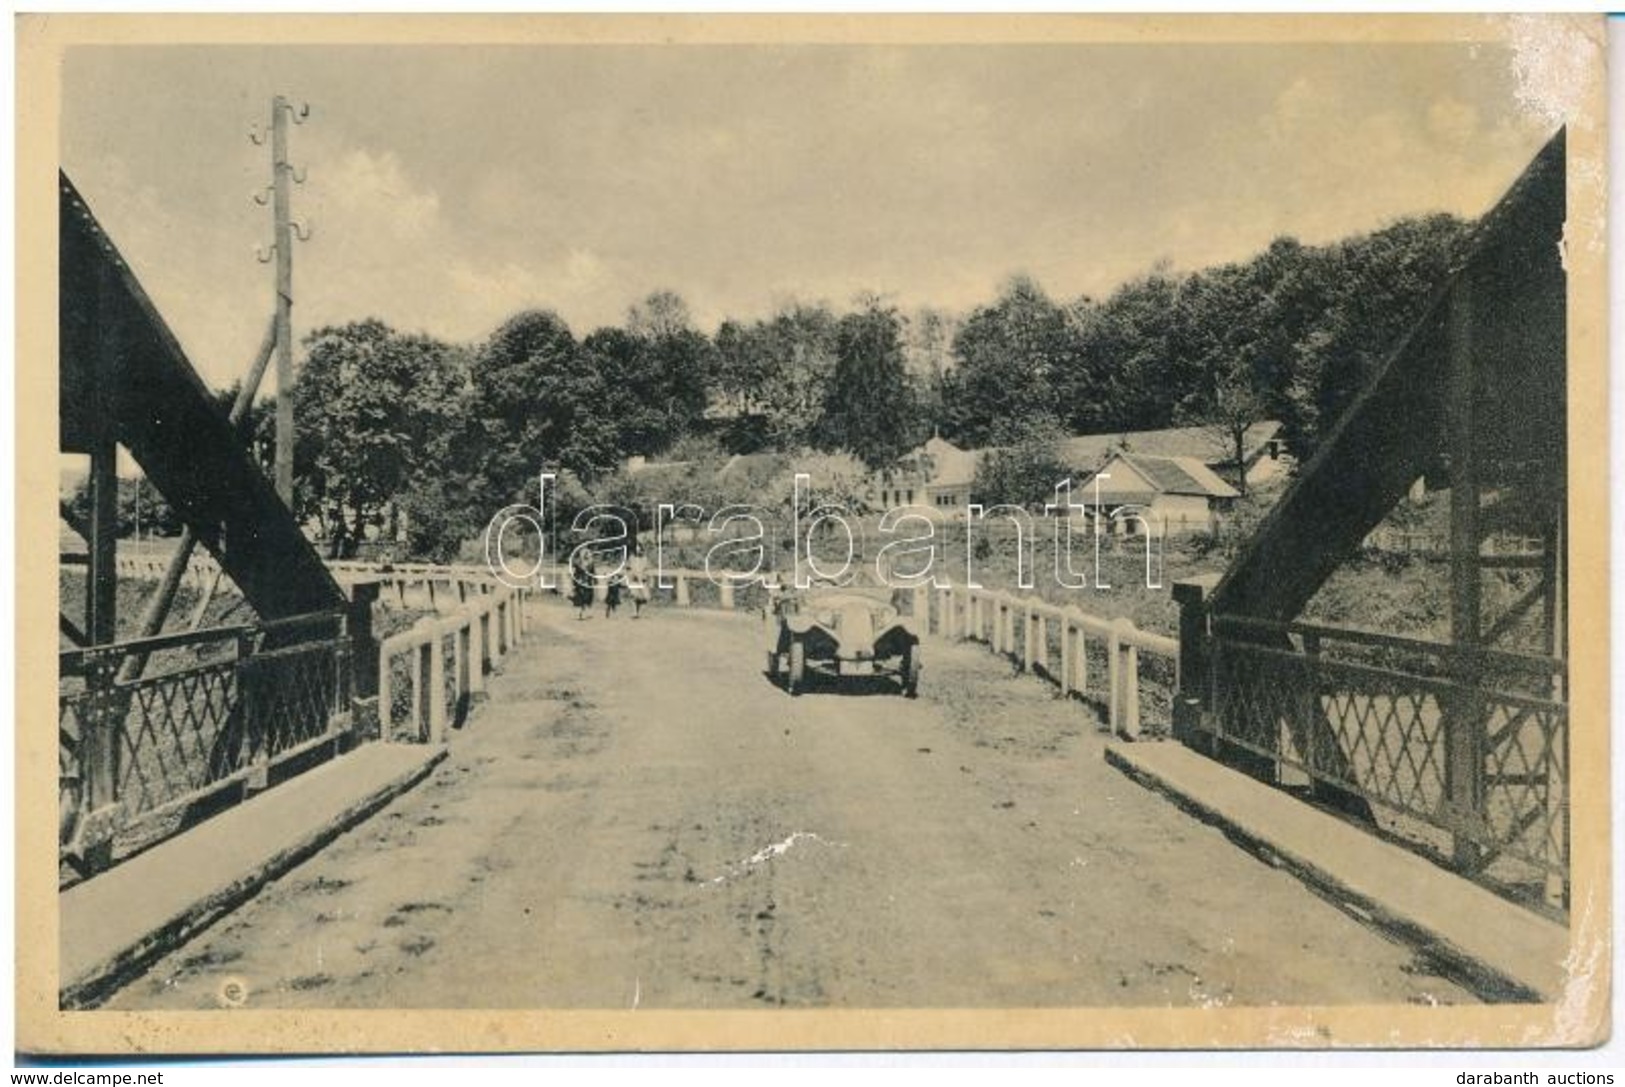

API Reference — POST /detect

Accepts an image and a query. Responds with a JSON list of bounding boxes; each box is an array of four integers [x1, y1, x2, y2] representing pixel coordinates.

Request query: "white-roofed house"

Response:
[[873, 435, 979, 520], [1076, 451, 1240, 536]]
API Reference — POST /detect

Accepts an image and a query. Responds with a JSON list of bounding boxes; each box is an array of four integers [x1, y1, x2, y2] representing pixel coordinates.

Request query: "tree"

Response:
[[464, 309, 620, 519], [711, 319, 759, 414], [1183, 367, 1269, 496], [756, 301, 841, 450], [941, 275, 1071, 446], [903, 306, 959, 428], [292, 319, 460, 557], [65, 475, 180, 539], [1065, 268, 1191, 434], [626, 289, 694, 340], [814, 297, 920, 471], [624, 293, 715, 451], [581, 327, 660, 454], [1283, 214, 1464, 456], [970, 413, 1073, 510]]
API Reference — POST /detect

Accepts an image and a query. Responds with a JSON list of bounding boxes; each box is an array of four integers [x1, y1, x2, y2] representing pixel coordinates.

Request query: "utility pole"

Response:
[[255, 95, 309, 505], [121, 100, 308, 682], [271, 95, 296, 505]]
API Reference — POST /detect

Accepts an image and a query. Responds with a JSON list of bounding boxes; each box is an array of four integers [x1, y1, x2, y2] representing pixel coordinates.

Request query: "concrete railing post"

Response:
[[378, 642, 394, 741], [1113, 616, 1141, 741], [675, 574, 690, 607], [467, 604, 486, 699], [719, 579, 735, 610], [1070, 613, 1089, 697], [1059, 615, 1074, 696], [1121, 644, 1141, 741], [1039, 612, 1052, 675], [1019, 605, 1031, 670], [427, 631, 447, 744], [411, 636, 429, 741], [1105, 621, 1121, 735], [455, 620, 470, 710]]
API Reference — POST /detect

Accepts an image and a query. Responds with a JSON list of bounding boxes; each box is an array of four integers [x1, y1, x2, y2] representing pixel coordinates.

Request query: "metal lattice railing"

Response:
[[59, 610, 350, 874], [1202, 615, 1567, 905], [115, 655, 240, 817]]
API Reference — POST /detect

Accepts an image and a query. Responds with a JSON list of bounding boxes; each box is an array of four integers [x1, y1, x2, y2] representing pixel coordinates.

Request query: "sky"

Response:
[[60, 38, 1558, 395]]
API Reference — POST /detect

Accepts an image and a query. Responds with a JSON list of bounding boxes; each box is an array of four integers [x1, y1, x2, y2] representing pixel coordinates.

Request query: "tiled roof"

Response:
[[1058, 420, 1281, 470], [1120, 453, 1241, 498], [1085, 452, 1240, 501]]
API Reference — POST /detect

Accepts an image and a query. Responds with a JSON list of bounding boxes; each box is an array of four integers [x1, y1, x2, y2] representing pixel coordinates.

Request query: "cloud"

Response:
[[316, 147, 443, 244], [67, 154, 270, 389], [59, 40, 1562, 377], [293, 146, 632, 342], [442, 249, 615, 340]]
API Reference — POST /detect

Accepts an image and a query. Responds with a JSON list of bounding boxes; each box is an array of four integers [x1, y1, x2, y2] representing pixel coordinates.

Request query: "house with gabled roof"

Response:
[[1076, 451, 1240, 535], [871, 421, 1287, 522], [874, 435, 977, 517], [1059, 420, 1287, 490]]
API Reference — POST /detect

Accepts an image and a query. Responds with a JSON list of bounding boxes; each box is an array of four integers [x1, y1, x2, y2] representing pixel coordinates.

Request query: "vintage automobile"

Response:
[[766, 572, 921, 697]]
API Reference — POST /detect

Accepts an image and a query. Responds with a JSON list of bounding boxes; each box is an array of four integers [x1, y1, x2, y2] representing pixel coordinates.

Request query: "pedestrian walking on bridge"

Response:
[[569, 549, 596, 620]]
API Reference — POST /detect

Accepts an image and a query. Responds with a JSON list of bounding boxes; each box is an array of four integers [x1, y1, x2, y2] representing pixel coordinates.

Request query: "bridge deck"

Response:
[[60, 742, 443, 1008], [1106, 740, 1568, 1002], [96, 603, 1487, 1011]]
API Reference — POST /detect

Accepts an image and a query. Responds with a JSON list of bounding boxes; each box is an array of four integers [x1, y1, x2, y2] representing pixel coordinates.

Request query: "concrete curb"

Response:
[[1104, 742, 1567, 1004], [60, 746, 447, 1010]]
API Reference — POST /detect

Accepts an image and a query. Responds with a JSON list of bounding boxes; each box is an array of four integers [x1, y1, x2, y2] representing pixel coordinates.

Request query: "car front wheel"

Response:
[[901, 643, 922, 698], [787, 638, 806, 696]]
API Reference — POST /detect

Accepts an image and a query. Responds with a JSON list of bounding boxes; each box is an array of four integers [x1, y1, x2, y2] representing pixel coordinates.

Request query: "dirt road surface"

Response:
[[107, 600, 1474, 1010]]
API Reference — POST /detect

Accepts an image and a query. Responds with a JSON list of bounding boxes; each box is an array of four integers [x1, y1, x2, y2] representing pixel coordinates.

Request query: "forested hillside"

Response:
[[157, 213, 1465, 559]]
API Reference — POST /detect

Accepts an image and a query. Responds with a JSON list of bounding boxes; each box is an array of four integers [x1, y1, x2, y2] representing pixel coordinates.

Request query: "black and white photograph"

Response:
[[15, 13, 1612, 1056]]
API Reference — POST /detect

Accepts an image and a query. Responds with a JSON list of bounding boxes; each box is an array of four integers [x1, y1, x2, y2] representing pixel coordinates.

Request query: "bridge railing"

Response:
[[112, 551, 219, 591], [351, 568, 529, 746], [1171, 575, 1568, 909], [537, 564, 1174, 739], [107, 553, 1174, 739], [59, 608, 351, 875], [918, 583, 1179, 739]]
